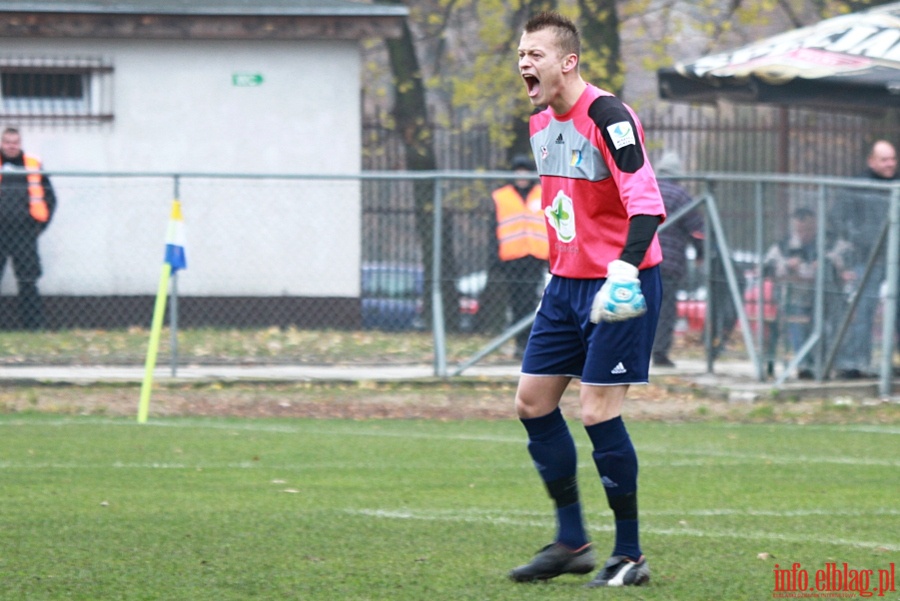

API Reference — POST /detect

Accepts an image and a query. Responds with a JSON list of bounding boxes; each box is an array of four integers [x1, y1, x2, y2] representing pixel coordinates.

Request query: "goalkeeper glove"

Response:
[[590, 260, 647, 323]]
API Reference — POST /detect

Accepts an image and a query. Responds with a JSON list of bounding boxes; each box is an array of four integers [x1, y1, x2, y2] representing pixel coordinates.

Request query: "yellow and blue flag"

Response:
[[139, 199, 187, 423], [164, 200, 187, 272]]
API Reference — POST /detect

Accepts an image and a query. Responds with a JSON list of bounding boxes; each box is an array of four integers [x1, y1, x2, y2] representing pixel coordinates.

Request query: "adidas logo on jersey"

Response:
[[555, 133, 564, 144], [611, 362, 627, 375]]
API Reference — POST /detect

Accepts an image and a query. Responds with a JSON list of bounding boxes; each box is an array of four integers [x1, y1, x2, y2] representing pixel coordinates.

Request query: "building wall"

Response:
[[0, 37, 362, 298]]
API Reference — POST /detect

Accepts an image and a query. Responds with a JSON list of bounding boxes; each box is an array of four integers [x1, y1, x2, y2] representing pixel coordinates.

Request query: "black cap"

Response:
[[510, 154, 535, 171]]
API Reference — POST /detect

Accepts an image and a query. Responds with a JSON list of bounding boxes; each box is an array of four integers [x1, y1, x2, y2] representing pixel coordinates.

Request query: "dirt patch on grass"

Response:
[[1, 377, 898, 425]]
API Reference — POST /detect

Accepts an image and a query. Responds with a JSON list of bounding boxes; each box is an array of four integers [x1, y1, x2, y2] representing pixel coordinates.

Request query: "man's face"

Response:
[[518, 28, 569, 110], [1, 132, 21, 158], [793, 216, 816, 245], [868, 142, 897, 179], [514, 168, 533, 189]]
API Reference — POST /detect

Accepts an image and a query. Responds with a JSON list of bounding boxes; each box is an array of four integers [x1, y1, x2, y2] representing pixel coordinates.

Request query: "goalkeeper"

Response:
[[508, 11, 665, 589]]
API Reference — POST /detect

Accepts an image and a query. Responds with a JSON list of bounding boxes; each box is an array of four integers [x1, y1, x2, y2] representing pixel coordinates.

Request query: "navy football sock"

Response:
[[585, 416, 642, 560], [521, 408, 588, 549]]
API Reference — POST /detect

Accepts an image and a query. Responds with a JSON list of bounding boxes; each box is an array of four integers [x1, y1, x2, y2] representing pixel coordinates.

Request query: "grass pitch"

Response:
[[0, 414, 897, 600]]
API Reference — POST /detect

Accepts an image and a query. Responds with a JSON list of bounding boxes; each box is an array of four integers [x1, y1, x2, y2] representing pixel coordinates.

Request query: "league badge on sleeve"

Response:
[[607, 121, 636, 150]]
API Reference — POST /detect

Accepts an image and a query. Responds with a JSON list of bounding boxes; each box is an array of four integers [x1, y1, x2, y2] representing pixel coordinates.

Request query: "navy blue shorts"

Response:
[[521, 266, 661, 385]]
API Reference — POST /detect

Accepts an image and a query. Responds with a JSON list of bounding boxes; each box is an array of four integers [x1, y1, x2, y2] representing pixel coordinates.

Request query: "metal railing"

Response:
[[448, 172, 900, 397], [0, 170, 897, 395]]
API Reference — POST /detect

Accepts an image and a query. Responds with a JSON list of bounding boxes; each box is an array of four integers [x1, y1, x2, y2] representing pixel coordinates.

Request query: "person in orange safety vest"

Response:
[[0, 127, 57, 330], [477, 154, 549, 357]]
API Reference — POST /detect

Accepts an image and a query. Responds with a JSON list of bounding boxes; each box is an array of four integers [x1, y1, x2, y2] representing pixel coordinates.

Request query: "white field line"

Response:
[[640, 508, 900, 517], [0, 461, 264, 469], [1, 418, 898, 467], [5, 415, 900, 438], [1, 452, 893, 471], [0, 415, 900, 434], [0, 417, 524, 443], [3, 417, 900, 436], [638, 446, 900, 468], [0, 457, 894, 471], [782, 424, 900, 436], [345, 508, 900, 552], [348, 507, 900, 518]]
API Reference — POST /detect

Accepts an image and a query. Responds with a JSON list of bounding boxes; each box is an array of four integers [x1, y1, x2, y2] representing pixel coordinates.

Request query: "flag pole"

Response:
[[170, 176, 180, 378], [138, 198, 187, 424], [138, 262, 172, 423]]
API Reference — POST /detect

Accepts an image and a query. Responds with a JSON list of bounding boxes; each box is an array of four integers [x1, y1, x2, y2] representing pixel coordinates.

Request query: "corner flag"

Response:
[[138, 200, 188, 423], [164, 200, 187, 272]]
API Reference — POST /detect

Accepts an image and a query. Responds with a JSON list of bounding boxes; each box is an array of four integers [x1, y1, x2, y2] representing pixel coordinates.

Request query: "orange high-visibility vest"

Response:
[[0, 153, 49, 222], [492, 184, 548, 261]]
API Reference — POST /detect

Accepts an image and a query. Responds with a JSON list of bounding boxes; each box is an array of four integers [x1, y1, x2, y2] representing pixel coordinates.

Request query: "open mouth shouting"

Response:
[[523, 73, 541, 100]]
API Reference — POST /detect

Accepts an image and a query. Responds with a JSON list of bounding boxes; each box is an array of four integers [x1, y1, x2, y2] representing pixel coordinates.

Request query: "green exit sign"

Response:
[[232, 73, 264, 87]]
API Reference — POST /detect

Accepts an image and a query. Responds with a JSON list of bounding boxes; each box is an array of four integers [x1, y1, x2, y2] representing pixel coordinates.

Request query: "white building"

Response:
[[0, 1, 406, 328]]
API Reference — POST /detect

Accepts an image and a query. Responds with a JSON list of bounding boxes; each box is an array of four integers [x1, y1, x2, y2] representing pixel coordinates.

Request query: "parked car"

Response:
[[363, 264, 547, 332], [456, 270, 488, 332], [676, 286, 707, 333], [361, 262, 425, 331], [675, 265, 775, 335], [455, 270, 553, 333]]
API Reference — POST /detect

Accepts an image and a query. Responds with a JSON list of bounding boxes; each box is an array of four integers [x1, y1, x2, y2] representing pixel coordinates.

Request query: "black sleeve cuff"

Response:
[[620, 214, 661, 267]]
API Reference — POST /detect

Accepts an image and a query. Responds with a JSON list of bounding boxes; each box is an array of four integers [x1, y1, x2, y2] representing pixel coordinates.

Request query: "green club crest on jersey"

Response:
[[545, 190, 576, 242]]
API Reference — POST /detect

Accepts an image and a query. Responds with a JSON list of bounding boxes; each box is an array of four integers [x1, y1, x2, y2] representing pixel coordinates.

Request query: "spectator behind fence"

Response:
[[831, 140, 896, 379], [476, 153, 548, 357], [0, 127, 56, 330], [651, 151, 703, 368], [762, 208, 847, 380]]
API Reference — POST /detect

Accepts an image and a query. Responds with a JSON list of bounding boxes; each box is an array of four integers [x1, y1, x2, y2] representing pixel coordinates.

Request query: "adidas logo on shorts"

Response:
[[611, 362, 627, 375]]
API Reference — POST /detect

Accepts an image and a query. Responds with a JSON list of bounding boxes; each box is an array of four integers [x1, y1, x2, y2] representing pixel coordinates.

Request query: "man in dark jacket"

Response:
[[832, 139, 896, 379], [652, 152, 703, 368], [0, 127, 56, 329]]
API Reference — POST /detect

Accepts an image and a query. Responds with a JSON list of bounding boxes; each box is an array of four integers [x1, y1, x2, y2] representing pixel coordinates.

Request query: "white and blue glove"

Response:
[[590, 260, 647, 323]]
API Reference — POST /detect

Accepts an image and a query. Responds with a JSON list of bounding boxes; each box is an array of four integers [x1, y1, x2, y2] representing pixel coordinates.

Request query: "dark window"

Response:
[[0, 58, 113, 124], [1, 72, 85, 99]]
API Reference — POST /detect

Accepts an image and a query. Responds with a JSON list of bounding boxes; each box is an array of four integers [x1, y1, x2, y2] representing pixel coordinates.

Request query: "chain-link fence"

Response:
[[0, 171, 529, 369], [680, 174, 900, 396], [3, 170, 900, 393]]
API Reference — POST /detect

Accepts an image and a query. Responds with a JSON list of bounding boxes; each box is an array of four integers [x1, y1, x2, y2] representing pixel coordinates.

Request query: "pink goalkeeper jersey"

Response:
[[530, 84, 665, 279]]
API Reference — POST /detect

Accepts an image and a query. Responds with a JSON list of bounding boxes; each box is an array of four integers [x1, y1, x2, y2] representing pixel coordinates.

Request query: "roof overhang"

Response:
[[657, 2, 900, 112], [0, 1, 408, 40]]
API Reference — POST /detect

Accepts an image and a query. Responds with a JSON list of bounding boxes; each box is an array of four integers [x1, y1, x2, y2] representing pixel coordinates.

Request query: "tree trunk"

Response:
[[385, 10, 460, 331], [578, 0, 623, 96]]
